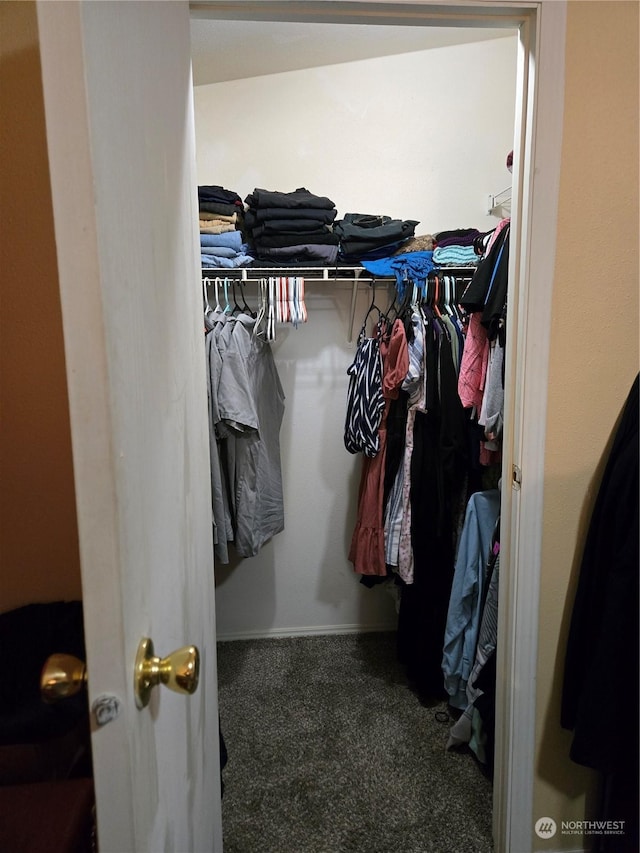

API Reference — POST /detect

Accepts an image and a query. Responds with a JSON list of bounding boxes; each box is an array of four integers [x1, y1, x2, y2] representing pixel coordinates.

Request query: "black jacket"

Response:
[[561, 374, 639, 774]]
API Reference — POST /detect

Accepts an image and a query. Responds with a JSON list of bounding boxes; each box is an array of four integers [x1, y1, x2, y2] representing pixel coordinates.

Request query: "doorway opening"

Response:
[[187, 3, 566, 851]]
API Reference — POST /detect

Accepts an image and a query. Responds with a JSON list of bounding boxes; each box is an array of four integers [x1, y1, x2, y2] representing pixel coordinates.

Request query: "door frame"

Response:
[[190, 3, 567, 852]]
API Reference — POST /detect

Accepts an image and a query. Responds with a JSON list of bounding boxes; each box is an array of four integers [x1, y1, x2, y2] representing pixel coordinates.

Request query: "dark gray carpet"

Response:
[[217, 632, 493, 853]]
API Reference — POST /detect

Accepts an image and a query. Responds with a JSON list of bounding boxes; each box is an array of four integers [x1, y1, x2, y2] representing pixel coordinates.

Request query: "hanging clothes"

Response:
[[561, 374, 639, 783], [205, 311, 233, 564], [446, 544, 501, 767], [457, 219, 510, 467], [348, 319, 409, 576], [203, 294, 286, 561], [441, 489, 501, 709], [396, 306, 470, 700], [220, 315, 285, 557], [395, 309, 427, 584], [344, 330, 385, 459], [340, 243, 490, 701]]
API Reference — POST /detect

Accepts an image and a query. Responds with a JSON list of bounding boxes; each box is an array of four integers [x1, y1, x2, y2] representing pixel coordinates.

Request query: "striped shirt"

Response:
[[344, 333, 385, 457]]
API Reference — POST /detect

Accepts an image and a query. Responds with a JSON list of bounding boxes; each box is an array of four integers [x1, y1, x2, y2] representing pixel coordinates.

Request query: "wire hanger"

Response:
[[231, 279, 243, 315], [238, 280, 255, 317], [361, 278, 389, 336]]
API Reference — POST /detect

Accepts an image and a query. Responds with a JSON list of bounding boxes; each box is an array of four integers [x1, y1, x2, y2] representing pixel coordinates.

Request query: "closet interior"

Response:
[[191, 10, 518, 794]]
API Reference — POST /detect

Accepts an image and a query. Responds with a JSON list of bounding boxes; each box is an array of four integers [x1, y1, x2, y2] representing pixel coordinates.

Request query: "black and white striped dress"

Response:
[[344, 328, 385, 457]]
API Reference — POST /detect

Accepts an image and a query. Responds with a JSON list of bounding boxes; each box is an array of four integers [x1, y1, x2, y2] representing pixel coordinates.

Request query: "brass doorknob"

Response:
[[40, 653, 87, 703], [134, 637, 200, 709]]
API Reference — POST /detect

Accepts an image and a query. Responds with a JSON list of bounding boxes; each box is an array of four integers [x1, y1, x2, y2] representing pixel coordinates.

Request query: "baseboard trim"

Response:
[[216, 622, 397, 642]]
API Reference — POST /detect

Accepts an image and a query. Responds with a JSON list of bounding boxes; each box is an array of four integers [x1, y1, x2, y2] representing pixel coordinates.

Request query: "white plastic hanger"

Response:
[[203, 276, 213, 317], [213, 277, 223, 313], [266, 277, 276, 341], [254, 278, 267, 337]]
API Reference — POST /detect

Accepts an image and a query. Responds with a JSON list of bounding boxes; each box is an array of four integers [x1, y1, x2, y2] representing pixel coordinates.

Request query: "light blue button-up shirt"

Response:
[[442, 489, 501, 709]]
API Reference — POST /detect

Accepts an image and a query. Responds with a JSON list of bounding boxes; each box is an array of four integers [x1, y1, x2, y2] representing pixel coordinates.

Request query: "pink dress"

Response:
[[349, 320, 409, 575]]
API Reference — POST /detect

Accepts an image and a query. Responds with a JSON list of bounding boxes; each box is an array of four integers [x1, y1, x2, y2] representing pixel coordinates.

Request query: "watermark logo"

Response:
[[535, 817, 626, 839], [535, 817, 558, 839], [561, 820, 625, 836]]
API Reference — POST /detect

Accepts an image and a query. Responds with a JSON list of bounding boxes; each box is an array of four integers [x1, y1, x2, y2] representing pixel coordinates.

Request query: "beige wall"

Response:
[[534, 1, 639, 848], [0, 1, 82, 612]]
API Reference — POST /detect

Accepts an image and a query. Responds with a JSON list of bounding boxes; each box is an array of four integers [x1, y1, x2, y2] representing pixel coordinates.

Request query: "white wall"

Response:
[[213, 284, 401, 639], [194, 36, 517, 229], [194, 36, 518, 639]]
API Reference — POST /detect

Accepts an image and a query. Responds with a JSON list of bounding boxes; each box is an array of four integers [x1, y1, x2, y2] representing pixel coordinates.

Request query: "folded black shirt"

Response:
[[334, 214, 419, 245], [245, 211, 332, 234], [198, 185, 243, 205], [254, 207, 337, 224], [199, 200, 242, 217], [252, 232, 339, 248], [245, 187, 336, 210]]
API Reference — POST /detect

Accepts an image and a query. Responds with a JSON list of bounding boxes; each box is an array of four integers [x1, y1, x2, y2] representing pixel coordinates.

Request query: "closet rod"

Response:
[[201, 267, 477, 344], [346, 268, 477, 343]]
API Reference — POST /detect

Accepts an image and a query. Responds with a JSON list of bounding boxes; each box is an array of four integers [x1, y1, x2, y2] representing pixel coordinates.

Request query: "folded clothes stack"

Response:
[[433, 245, 479, 265], [244, 187, 339, 266], [432, 228, 482, 267], [200, 231, 254, 269], [394, 234, 435, 254], [361, 250, 435, 292], [198, 185, 253, 268], [333, 213, 419, 263]]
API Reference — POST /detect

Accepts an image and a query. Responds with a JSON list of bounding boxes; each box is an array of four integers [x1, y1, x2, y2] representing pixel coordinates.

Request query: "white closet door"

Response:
[[36, 2, 222, 851]]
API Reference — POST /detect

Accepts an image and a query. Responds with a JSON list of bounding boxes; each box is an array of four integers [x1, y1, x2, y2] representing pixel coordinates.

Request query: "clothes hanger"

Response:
[[295, 277, 307, 325], [449, 276, 464, 324], [238, 281, 255, 318], [432, 274, 443, 319], [231, 280, 243, 315], [266, 276, 276, 341], [289, 277, 299, 328], [395, 276, 414, 319], [421, 274, 433, 312], [203, 276, 213, 317], [213, 277, 223, 313], [286, 277, 297, 326], [384, 288, 398, 323], [444, 276, 455, 319], [287, 276, 307, 328], [361, 278, 389, 336], [254, 278, 267, 337], [222, 277, 231, 314], [275, 276, 286, 325], [443, 276, 455, 317]]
